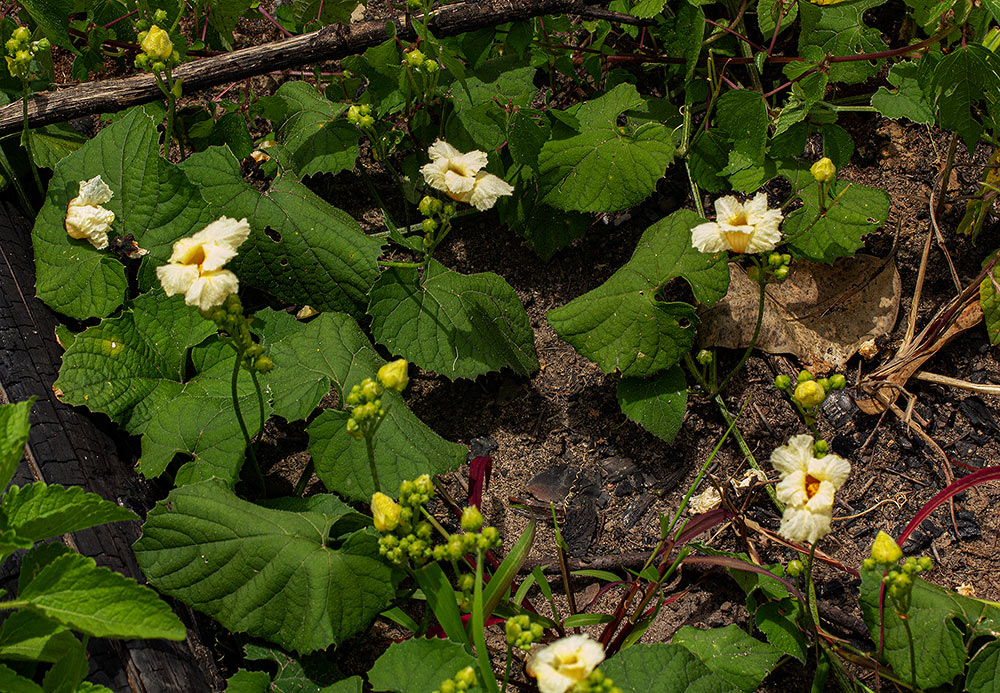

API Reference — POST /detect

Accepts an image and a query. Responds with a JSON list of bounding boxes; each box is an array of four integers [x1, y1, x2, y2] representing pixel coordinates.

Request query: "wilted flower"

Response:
[[526, 635, 605, 693], [771, 434, 850, 544], [371, 492, 403, 532], [691, 192, 783, 255], [419, 140, 514, 211], [141, 25, 173, 61], [956, 583, 975, 597], [156, 217, 250, 311], [65, 175, 115, 250], [688, 486, 722, 514]]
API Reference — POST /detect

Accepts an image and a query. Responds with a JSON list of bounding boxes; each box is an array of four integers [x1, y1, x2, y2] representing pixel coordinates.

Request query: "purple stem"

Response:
[[257, 5, 294, 38]]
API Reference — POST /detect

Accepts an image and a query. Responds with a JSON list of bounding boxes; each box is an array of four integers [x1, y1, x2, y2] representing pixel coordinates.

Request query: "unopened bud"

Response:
[[810, 157, 836, 184], [460, 506, 484, 532], [793, 379, 826, 408], [871, 531, 903, 564]]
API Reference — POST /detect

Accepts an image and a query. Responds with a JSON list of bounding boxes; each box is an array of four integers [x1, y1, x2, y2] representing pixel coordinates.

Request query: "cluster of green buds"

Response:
[[570, 670, 623, 693], [403, 48, 439, 75], [862, 531, 932, 615], [766, 251, 793, 281], [505, 614, 544, 651], [5, 26, 49, 81], [775, 369, 846, 412], [786, 558, 804, 578], [372, 474, 436, 565], [417, 195, 457, 251], [201, 295, 273, 374], [346, 103, 374, 130], [345, 359, 408, 441], [134, 20, 180, 73], [431, 666, 477, 693]]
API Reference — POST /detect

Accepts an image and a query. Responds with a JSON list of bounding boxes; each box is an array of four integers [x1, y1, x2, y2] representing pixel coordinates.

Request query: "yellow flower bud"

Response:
[[377, 358, 409, 391], [141, 25, 173, 61], [793, 379, 826, 408], [871, 530, 903, 564], [371, 492, 402, 532], [810, 157, 836, 183]]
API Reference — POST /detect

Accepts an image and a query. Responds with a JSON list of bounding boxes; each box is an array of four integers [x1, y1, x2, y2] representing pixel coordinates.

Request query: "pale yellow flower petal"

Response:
[[779, 504, 832, 544], [467, 171, 514, 210], [743, 192, 770, 222], [689, 486, 722, 514], [808, 453, 851, 490], [184, 269, 239, 310], [191, 216, 250, 252], [526, 635, 605, 693], [776, 470, 810, 507], [427, 139, 464, 162], [444, 168, 477, 194], [769, 434, 813, 476], [691, 222, 728, 253], [75, 175, 113, 206], [156, 263, 199, 296], [713, 195, 742, 223], [65, 204, 114, 250]]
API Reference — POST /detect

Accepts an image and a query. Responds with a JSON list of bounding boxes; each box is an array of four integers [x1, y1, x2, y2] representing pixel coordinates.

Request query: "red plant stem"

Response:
[[766, 0, 792, 57], [897, 466, 1000, 545], [257, 5, 294, 39], [704, 18, 765, 53], [104, 9, 138, 29]]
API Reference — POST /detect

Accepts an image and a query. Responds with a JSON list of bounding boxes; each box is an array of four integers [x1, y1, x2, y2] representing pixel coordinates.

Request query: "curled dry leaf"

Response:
[[698, 255, 901, 372]]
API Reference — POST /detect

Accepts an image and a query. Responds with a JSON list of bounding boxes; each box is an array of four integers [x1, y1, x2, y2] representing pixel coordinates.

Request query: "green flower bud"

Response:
[[443, 203, 456, 217], [418, 196, 438, 216], [12, 27, 30, 43], [346, 105, 360, 123], [774, 375, 791, 390], [5, 38, 18, 54], [810, 157, 836, 184], [141, 25, 173, 61], [781, 254, 791, 265], [797, 369, 813, 383], [135, 19, 149, 31], [793, 379, 826, 408], [774, 266, 790, 281], [134, 53, 149, 69], [862, 558, 876, 571], [151, 60, 166, 72], [415, 521, 433, 540], [361, 378, 383, 401], [15, 49, 30, 63], [359, 114, 375, 129], [768, 252, 783, 267], [460, 505, 484, 532], [459, 573, 475, 592], [346, 417, 363, 440], [358, 104, 371, 116], [378, 359, 410, 392], [813, 439, 828, 455], [829, 374, 847, 390], [153, 8, 168, 24], [479, 526, 500, 549], [423, 59, 439, 73], [505, 617, 522, 644], [405, 49, 425, 67], [447, 534, 465, 561], [414, 473, 433, 496], [695, 349, 713, 365], [455, 667, 477, 686], [787, 559, 803, 577], [917, 556, 932, 571], [816, 377, 830, 391], [253, 355, 273, 373], [439, 681, 456, 693], [422, 234, 434, 248], [422, 218, 438, 233]]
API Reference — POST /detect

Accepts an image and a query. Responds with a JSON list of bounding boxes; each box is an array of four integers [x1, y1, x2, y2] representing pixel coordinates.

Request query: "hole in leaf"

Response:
[[265, 227, 282, 243]]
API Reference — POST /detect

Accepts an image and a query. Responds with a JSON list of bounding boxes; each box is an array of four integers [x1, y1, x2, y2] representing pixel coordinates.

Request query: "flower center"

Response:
[[805, 474, 821, 500], [182, 244, 207, 269], [727, 210, 749, 226], [722, 230, 753, 253]]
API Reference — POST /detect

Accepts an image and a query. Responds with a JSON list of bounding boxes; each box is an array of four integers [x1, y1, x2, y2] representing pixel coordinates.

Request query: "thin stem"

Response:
[[293, 459, 314, 495], [21, 83, 42, 198], [231, 348, 265, 493], [249, 370, 266, 445], [365, 434, 381, 492], [935, 131, 959, 220], [901, 616, 917, 692], [501, 644, 513, 693], [709, 274, 766, 398]]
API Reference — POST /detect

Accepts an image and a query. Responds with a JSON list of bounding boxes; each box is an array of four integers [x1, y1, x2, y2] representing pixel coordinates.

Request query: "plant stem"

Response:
[[472, 548, 501, 693], [501, 644, 513, 693], [293, 459, 314, 495], [230, 348, 265, 494], [709, 273, 766, 398], [901, 615, 917, 692], [365, 434, 381, 492], [21, 82, 42, 198]]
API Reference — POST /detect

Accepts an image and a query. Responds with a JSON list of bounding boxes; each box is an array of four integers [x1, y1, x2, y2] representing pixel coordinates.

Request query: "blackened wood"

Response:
[[0, 197, 224, 692], [0, 0, 641, 137]]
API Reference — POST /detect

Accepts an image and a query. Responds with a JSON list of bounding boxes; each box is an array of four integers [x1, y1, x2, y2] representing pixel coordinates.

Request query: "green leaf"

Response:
[[600, 643, 727, 692], [3, 483, 136, 542], [368, 638, 479, 693], [968, 641, 1000, 693], [0, 611, 79, 663], [206, 0, 254, 48], [547, 210, 729, 377], [290, 0, 359, 27], [412, 563, 467, 645], [673, 625, 781, 692], [782, 179, 890, 263], [871, 61, 934, 124], [715, 89, 767, 175], [42, 634, 88, 692], [929, 45, 1000, 152], [797, 0, 889, 83], [18, 544, 73, 595], [629, 0, 666, 18], [539, 83, 676, 212], [859, 571, 977, 688], [17, 552, 186, 640], [30, 123, 87, 170], [243, 642, 344, 692], [757, 0, 798, 36], [617, 366, 687, 443], [507, 110, 551, 171], [754, 601, 807, 663], [265, 312, 379, 422], [687, 130, 730, 194], [368, 260, 538, 379], [225, 670, 271, 693], [0, 662, 44, 693], [0, 398, 34, 492], [134, 479, 395, 654], [449, 60, 537, 151], [52, 291, 216, 434], [267, 82, 360, 177], [180, 146, 383, 316], [33, 108, 213, 319], [980, 262, 1000, 345], [308, 399, 466, 501], [17, 0, 75, 52], [321, 678, 363, 693]]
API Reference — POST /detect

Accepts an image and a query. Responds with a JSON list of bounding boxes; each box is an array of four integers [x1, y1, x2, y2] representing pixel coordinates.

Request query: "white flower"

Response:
[[771, 434, 851, 544], [65, 175, 115, 250], [689, 486, 722, 514], [156, 217, 250, 311], [419, 139, 514, 211], [526, 635, 605, 693], [691, 192, 783, 254]]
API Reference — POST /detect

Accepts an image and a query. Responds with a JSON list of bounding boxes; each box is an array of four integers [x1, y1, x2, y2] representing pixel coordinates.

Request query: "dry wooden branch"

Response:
[[0, 0, 643, 137]]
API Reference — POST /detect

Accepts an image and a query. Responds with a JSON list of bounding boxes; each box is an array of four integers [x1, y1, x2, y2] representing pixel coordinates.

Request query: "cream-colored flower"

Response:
[[65, 175, 115, 250], [419, 139, 514, 211], [156, 217, 250, 311], [771, 434, 850, 544], [691, 192, 783, 254], [689, 486, 722, 514], [526, 635, 605, 693], [371, 492, 402, 532]]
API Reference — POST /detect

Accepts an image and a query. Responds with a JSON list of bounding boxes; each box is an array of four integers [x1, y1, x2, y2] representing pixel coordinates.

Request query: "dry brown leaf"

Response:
[[698, 255, 901, 372]]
